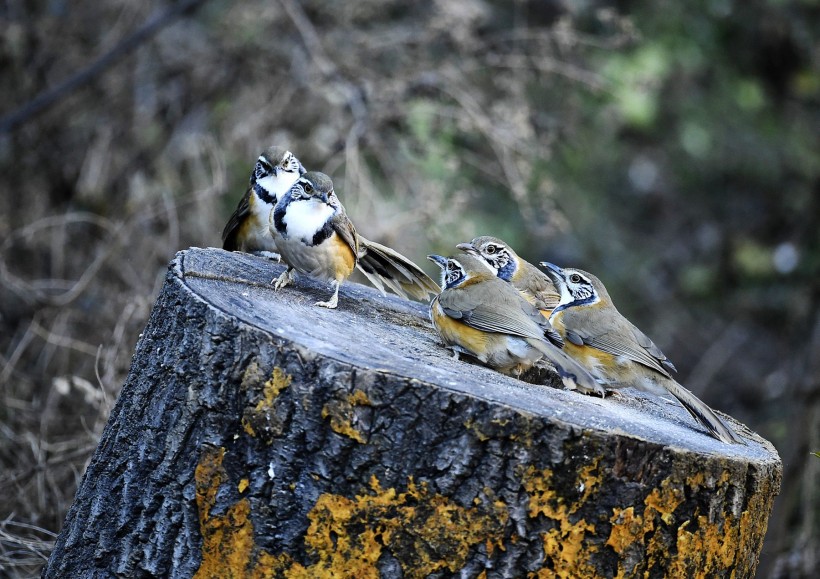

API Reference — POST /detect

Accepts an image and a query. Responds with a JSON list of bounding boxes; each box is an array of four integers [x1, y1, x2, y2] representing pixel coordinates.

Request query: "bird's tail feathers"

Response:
[[357, 237, 441, 301], [665, 380, 742, 444]]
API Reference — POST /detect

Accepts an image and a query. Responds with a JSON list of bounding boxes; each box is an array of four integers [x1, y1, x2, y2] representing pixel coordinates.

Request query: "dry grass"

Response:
[[0, 1, 817, 576]]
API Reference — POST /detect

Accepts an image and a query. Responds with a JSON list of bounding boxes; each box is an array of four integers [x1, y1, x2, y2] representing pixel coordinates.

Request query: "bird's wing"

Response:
[[438, 281, 547, 341], [562, 309, 674, 378], [330, 210, 360, 263], [631, 324, 677, 373], [221, 187, 252, 249]]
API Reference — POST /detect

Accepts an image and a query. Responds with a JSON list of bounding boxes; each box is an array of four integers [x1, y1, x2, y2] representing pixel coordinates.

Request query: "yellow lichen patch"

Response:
[[300, 476, 508, 579], [523, 457, 601, 519], [669, 481, 775, 579], [522, 463, 602, 578], [523, 466, 559, 519], [463, 418, 490, 442], [604, 471, 774, 578], [238, 478, 249, 493], [532, 517, 596, 579], [193, 446, 281, 579], [195, 448, 509, 579], [241, 367, 292, 439], [321, 389, 371, 443], [603, 477, 686, 578], [606, 506, 647, 579], [606, 507, 643, 554], [347, 389, 371, 406], [686, 469, 731, 491], [644, 477, 684, 525], [574, 458, 602, 514], [672, 516, 738, 577], [195, 446, 226, 523]]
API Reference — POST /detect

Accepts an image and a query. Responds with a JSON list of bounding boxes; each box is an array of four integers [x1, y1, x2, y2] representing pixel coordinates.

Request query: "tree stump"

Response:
[[44, 248, 782, 578]]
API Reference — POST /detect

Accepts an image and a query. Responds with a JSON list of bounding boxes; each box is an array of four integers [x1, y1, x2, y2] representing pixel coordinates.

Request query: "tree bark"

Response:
[[43, 247, 782, 578]]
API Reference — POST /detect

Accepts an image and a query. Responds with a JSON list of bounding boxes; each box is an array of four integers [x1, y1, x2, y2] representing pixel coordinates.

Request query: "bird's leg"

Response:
[[450, 348, 460, 361], [315, 280, 340, 309], [273, 267, 294, 289]]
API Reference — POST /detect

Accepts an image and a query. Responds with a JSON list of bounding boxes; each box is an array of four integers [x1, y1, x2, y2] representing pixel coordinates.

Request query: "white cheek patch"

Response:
[[283, 199, 335, 242], [257, 172, 302, 201], [557, 283, 574, 305]]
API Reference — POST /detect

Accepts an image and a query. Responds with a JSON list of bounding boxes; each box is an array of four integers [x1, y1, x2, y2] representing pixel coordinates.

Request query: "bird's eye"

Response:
[[569, 273, 582, 283], [486, 245, 497, 254], [304, 183, 313, 193]]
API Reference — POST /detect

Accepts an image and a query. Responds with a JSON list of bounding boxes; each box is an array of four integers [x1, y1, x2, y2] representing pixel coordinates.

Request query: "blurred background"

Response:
[[0, 0, 817, 576]]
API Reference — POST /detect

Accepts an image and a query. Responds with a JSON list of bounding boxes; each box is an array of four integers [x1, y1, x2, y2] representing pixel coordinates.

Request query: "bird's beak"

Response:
[[427, 254, 448, 270], [539, 261, 564, 282], [319, 191, 329, 204], [272, 165, 281, 177], [456, 242, 478, 256]]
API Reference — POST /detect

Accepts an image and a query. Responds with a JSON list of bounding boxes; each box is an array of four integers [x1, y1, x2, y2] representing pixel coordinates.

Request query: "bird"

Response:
[[539, 261, 741, 444], [221, 146, 305, 256], [270, 171, 440, 309], [456, 236, 561, 316], [426, 253, 604, 394]]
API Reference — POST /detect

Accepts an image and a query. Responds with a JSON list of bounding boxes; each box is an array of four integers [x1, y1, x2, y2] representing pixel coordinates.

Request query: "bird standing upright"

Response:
[[270, 171, 439, 308], [457, 236, 561, 316], [221, 146, 305, 255], [427, 253, 603, 394], [540, 262, 740, 444]]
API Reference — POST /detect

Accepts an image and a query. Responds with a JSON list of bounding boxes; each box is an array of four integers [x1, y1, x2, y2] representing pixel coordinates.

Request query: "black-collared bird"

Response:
[[541, 261, 740, 444], [270, 171, 439, 308], [222, 146, 305, 256]]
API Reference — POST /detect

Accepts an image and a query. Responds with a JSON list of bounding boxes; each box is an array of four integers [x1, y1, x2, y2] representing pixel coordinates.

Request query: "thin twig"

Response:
[[0, 0, 208, 134]]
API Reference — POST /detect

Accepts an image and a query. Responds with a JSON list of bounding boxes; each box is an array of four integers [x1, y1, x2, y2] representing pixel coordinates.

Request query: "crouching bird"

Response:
[[270, 171, 439, 308], [540, 262, 741, 444], [457, 235, 562, 317], [427, 253, 603, 394]]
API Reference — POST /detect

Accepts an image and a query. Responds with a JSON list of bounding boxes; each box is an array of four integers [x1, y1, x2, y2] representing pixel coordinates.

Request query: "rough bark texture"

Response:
[[44, 248, 782, 578]]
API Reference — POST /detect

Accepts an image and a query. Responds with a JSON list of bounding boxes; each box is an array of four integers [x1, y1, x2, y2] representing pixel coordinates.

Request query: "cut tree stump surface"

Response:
[[44, 247, 782, 578]]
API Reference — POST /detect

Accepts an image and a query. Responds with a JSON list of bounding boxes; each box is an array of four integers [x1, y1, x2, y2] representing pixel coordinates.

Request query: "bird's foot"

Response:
[[273, 269, 293, 290], [315, 281, 340, 309], [315, 296, 338, 309]]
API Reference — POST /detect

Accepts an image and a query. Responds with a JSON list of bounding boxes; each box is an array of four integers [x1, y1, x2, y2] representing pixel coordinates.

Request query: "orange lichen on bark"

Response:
[[193, 448, 507, 578], [605, 469, 774, 578], [606, 506, 643, 555], [241, 366, 292, 439], [193, 446, 284, 579], [320, 388, 371, 443], [643, 477, 685, 525], [299, 476, 508, 579], [523, 458, 602, 578]]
